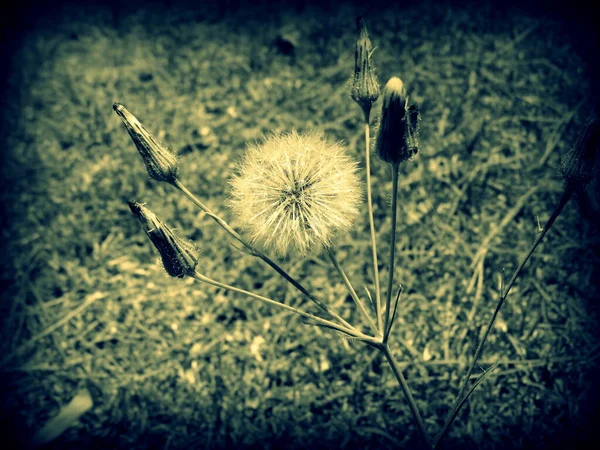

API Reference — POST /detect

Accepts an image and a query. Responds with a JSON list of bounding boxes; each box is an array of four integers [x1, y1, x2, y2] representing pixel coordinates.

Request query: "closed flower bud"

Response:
[[560, 113, 600, 188], [375, 77, 416, 165], [351, 17, 380, 120], [128, 201, 199, 278], [113, 103, 179, 184]]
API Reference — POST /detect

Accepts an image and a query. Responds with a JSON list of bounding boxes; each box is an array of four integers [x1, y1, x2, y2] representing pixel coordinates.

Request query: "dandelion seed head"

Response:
[[229, 131, 362, 257]]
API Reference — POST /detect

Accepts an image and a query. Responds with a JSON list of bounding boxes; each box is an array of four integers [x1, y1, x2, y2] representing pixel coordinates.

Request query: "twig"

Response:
[[433, 185, 574, 448]]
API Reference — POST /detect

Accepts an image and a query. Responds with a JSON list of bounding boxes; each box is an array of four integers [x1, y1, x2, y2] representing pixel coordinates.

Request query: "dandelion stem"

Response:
[[383, 163, 400, 340], [326, 247, 380, 336], [364, 121, 383, 332], [432, 185, 573, 448], [381, 344, 432, 448], [173, 179, 356, 331], [192, 271, 372, 341]]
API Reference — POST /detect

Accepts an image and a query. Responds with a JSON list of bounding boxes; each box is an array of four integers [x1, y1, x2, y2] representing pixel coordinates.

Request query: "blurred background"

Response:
[[1, 0, 599, 448]]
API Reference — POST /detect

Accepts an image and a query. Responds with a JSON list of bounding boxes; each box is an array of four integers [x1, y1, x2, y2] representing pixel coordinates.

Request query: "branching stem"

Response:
[[174, 179, 356, 332], [384, 163, 400, 339], [192, 271, 375, 342]]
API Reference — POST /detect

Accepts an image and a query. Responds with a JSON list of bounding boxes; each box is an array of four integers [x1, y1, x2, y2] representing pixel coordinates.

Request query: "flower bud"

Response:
[[560, 113, 600, 188], [113, 103, 178, 184], [375, 77, 415, 165], [351, 17, 380, 121], [128, 201, 199, 278]]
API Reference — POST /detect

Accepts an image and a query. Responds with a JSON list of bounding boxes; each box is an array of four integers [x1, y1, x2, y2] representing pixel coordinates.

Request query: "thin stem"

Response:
[[384, 284, 402, 343], [433, 185, 573, 448], [434, 361, 500, 447], [193, 271, 375, 342], [173, 179, 356, 332], [364, 121, 383, 332], [384, 163, 400, 339], [326, 247, 380, 336], [381, 344, 432, 448], [173, 179, 245, 247]]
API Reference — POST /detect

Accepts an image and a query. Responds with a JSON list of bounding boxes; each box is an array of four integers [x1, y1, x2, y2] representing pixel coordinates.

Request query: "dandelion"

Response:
[[229, 131, 362, 257], [128, 201, 199, 278]]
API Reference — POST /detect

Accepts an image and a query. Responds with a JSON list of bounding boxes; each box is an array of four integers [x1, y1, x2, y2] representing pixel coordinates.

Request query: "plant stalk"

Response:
[[381, 344, 432, 448], [433, 185, 573, 448], [384, 163, 400, 339], [174, 179, 356, 332], [192, 271, 375, 342], [364, 121, 383, 332], [326, 247, 380, 336]]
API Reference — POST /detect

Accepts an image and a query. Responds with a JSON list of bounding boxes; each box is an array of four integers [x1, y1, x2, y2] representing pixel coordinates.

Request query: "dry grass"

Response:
[[1, 0, 599, 448]]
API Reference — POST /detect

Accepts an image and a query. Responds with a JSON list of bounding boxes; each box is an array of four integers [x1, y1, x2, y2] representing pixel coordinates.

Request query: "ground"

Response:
[[1, 0, 599, 449]]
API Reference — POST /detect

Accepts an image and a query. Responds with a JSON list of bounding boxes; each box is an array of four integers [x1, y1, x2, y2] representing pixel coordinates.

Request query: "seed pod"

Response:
[[560, 113, 600, 188], [351, 17, 380, 121], [128, 201, 199, 278], [375, 77, 413, 165], [113, 103, 179, 184]]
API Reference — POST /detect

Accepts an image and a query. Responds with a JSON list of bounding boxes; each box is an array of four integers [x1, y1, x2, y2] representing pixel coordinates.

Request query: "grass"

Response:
[[1, 0, 599, 448]]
